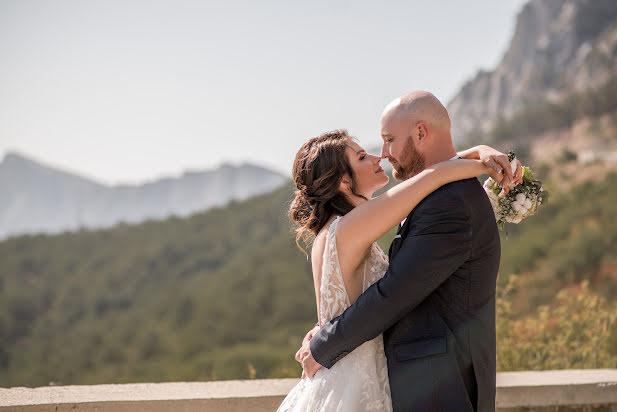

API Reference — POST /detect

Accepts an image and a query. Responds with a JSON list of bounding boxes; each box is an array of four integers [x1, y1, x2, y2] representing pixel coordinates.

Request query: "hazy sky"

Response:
[[0, 0, 527, 185]]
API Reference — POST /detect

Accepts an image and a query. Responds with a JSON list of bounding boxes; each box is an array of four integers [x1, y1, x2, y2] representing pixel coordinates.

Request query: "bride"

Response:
[[277, 129, 518, 411]]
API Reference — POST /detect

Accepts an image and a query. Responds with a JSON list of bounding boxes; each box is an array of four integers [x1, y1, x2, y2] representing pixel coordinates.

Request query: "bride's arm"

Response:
[[336, 158, 493, 256], [458, 144, 523, 187]]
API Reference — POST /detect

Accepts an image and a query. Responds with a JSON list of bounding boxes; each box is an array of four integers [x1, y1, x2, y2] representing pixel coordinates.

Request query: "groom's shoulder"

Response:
[[421, 178, 478, 207]]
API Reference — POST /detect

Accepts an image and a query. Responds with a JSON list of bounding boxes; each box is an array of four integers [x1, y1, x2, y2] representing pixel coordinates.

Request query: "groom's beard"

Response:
[[392, 136, 426, 180]]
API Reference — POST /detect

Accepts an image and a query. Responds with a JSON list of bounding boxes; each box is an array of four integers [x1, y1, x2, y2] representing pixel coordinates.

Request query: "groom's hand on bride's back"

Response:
[[295, 325, 322, 378], [295, 325, 319, 361], [303, 325, 320, 347], [297, 341, 324, 379]]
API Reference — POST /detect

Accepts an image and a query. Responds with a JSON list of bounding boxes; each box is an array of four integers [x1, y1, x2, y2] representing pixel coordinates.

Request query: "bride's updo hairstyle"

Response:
[[289, 129, 365, 251]]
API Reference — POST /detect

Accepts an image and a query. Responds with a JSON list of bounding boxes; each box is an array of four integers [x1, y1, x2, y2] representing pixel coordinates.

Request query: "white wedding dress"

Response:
[[278, 217, 393, 412]]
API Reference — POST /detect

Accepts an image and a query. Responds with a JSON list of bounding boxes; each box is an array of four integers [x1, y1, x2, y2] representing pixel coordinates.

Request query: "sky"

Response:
[[0, 0, 528, 185]]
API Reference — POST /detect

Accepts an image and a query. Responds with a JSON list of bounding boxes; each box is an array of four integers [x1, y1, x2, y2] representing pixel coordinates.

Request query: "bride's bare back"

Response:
[[311, 217, 372, 319]]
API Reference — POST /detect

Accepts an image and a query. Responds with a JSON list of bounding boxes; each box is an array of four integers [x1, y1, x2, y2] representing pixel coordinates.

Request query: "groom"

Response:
[[297, 91, 505, 411]]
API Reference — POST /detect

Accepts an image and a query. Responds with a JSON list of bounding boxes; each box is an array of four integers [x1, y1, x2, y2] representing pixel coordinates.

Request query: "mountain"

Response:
[[0, 152, 287, 239], [448, 0, 617, 145]]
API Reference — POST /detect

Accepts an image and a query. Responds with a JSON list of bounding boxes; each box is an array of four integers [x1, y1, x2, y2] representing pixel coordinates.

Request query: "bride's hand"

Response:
[[483, 159, 511, 193], [478, 146, 522, 183], [470, 145, 523, 194]]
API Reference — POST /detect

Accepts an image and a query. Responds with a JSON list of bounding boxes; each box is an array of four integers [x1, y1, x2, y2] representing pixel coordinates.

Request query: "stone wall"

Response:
[[1, 369, 616, 411]]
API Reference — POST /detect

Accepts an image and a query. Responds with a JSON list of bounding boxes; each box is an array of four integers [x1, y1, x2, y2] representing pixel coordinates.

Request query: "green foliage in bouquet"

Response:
[[484, 150, 548, 232]]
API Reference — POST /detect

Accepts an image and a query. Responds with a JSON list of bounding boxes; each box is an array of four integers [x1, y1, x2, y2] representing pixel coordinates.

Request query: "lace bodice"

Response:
[[319, 216, 390, 325]]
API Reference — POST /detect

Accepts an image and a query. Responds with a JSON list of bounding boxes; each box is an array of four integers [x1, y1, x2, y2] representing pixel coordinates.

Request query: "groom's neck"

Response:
[[423, 144, 458, 168]]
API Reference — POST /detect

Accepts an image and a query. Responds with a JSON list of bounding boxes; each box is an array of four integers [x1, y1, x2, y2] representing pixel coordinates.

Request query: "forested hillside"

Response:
[[1, 171, 616, 387], [0, 183, 317, 386]]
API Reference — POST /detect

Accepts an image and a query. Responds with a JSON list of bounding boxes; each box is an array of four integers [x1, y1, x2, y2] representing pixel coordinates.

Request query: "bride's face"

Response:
[[345, 141, 389, 198]]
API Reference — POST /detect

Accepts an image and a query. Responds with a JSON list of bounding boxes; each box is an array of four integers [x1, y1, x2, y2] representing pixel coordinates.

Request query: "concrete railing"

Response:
[[1, 369, 616, 411]]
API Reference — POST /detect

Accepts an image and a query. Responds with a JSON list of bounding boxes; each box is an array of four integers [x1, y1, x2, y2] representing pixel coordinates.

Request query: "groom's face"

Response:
[[380, 117, 426, 180]]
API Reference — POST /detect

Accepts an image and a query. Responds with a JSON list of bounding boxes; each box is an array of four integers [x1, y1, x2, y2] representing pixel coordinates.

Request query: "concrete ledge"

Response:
[[0, 379, 299, 411], [1, 370, 616, 411], [496, 369, 617, 409]]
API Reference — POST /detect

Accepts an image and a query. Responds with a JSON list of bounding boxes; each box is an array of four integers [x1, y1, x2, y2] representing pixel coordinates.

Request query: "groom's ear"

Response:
[[416, 122, 429, 146]]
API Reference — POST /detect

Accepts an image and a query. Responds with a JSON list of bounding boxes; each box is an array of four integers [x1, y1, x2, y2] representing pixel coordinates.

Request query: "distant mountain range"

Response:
[[447, 0, 617, 145], [0, 151, 287, 239]]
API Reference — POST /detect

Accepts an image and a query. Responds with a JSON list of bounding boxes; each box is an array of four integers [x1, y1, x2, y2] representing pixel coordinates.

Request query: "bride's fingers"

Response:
[[515, 160, 523, 184], [499, 175, 510, 191], [499, 178, 510, 195], [495, 155, 513, 180], [486, 158, 502, 174]]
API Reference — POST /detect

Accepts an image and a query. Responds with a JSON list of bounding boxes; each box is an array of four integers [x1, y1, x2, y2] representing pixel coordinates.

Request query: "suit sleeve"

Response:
[[310, 186, 472, 368]]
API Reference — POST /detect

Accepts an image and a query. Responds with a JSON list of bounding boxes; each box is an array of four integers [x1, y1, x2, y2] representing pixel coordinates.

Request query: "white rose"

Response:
[[524, 198, 533, 209], [515, 193, 526, 203]]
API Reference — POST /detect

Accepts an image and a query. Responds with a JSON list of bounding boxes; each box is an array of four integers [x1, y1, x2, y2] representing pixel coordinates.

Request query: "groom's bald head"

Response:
[[381, 91, 451, 134], [380, 91, 457, 177]]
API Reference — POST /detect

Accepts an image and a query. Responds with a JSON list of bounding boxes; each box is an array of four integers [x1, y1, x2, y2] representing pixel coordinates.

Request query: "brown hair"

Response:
[[289, 129, 365, 251]]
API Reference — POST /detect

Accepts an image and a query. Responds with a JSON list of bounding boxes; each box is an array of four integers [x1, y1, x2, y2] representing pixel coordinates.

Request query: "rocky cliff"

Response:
[[448, 0, 617, 145]]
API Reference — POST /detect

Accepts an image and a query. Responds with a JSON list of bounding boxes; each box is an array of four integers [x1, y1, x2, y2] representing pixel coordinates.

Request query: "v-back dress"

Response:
[[278, 216, 393, 412]]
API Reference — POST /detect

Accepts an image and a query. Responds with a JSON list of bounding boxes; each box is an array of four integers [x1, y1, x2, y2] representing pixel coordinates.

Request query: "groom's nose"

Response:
[[380, 145, 390, 159]]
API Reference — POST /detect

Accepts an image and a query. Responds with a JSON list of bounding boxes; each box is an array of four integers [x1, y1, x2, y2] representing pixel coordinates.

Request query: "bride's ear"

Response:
[[339, 175, 352, 193]]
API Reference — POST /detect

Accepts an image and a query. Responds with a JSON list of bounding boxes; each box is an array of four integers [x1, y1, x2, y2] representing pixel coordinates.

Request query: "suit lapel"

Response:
[[389, 214, 412, 260], [388, 224, 402, 261]]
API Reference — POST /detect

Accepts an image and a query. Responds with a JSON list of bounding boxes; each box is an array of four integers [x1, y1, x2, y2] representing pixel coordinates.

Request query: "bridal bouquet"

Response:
[[483, 150, 548, 231]]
